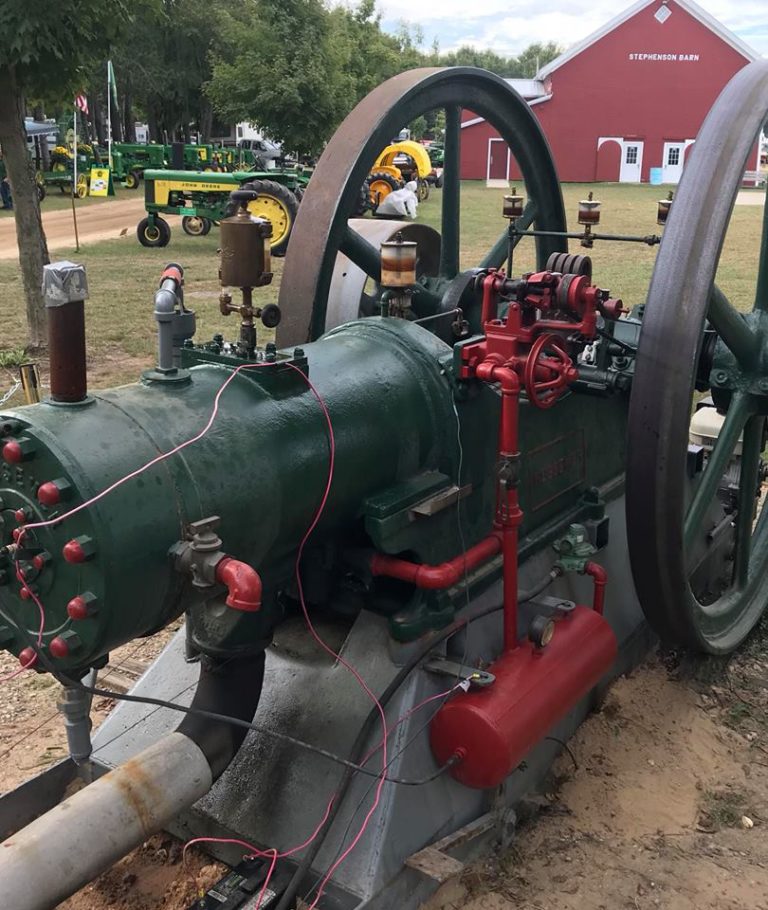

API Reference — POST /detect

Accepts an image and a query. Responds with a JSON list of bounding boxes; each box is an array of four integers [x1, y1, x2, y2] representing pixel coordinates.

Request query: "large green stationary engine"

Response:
[[2, 61, 768, 910]]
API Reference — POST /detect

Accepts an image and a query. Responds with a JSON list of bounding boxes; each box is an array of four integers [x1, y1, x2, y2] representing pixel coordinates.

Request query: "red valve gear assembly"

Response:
[[428, 267, 622, 789]]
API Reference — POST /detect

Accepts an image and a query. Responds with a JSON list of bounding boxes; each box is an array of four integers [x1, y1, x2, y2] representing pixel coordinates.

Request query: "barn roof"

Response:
[[538, 0, 760, 80]]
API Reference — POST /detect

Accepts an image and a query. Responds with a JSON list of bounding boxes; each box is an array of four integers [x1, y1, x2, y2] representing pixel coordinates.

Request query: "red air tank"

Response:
[[430, 606, 617, 789]]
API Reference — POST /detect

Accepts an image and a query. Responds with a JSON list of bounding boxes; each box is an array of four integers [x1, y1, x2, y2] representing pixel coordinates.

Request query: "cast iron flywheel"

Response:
[[276, 67, 567, 346], [627, 59, 768, 653]]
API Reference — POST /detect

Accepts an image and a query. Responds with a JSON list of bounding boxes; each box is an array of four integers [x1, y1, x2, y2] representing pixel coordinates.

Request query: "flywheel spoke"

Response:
[[340, 225, 381, 281], [684, 392, 752, 552], [439, 105, 461, 279], [753, 183, 768, 311], [733, 416, 764, 588], [708, 285, 759, 369], [480, 200, 538, 270]]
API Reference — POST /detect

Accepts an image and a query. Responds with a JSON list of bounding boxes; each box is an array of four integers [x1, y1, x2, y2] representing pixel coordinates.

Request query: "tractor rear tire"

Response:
[[228, 179, 299, 257], [367, 170, 400, 208], [137, 216, 171, 248]]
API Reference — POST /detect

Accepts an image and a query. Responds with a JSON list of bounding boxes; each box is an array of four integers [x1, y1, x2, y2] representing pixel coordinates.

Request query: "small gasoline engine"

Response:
[[1, 61, 768, 910]]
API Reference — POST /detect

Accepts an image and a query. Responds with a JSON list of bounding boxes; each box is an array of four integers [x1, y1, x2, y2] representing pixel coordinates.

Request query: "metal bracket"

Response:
[[409, 483, 472, 518], [528, 594, 577, 614], [424, 656, 495, 687]]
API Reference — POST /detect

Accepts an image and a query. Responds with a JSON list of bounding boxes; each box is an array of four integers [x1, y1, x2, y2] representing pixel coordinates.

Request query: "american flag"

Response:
[[75, 94, 89, 115]]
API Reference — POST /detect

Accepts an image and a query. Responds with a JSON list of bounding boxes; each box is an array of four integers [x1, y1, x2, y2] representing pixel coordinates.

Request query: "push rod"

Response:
[[511, 228, 662, 247]]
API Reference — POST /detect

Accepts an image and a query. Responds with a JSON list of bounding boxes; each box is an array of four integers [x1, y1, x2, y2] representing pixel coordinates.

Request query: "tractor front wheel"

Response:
[[137, 216, 171, 248], [124, 170, 141, 190], [75, 175, 88, 198], [37, 184, 46, 203], [417, 178, 430, 202]]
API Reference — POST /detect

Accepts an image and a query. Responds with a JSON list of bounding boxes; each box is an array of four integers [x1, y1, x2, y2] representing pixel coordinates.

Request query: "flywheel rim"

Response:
[[627, 59, 768, 654], [277, 66, 567, 347]]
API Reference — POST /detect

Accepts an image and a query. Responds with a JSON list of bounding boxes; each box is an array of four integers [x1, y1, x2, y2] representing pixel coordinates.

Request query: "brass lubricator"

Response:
[[379, 232, 417, 318], [218, 188, 281, 357]]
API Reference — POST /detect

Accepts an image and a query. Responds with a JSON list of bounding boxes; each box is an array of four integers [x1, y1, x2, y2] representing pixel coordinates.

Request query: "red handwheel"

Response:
[[523, 333, 578, 409]]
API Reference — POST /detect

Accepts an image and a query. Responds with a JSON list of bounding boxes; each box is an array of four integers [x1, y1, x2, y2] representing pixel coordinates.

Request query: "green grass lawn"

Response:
[[0, 180, 764, 393]]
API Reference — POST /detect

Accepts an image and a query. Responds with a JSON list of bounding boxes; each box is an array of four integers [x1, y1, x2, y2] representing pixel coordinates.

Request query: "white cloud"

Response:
[[372, 0, 768, 56]]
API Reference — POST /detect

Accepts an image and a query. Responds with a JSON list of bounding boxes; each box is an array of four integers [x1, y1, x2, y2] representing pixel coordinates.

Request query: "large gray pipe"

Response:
[[0, 652, 266, 910], [0, 733, 211, 910]]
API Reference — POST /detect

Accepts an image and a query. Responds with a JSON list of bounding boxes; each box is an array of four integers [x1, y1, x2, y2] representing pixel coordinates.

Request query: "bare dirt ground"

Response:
[[3, 628, 768, 910], [0, 197, 148, 260]]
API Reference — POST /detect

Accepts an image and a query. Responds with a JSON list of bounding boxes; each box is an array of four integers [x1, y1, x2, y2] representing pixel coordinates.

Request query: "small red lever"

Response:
[[214, 557, 262, 612]]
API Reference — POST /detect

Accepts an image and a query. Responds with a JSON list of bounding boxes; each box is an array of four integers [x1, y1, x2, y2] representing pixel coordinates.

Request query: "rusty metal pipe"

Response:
[[42, 262, 89, 403], [0, 653, 265, 909], [0, 732, 212, 910]]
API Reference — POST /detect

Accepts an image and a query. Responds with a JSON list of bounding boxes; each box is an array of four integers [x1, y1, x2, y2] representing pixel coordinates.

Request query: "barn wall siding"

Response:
[[460, 0, 753, 183]]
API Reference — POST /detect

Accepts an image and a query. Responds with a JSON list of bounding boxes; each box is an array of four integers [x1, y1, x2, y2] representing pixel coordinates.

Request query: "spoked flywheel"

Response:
[[627, 60, 768, 654], [276, 67, 567, 346]]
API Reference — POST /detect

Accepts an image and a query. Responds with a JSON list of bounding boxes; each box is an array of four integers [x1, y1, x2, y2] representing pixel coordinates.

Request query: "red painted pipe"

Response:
[[475, 361, 523, 652], [370, 534, 501, 590], [214, 557, 262, 612], [584, 561, 607, 615]]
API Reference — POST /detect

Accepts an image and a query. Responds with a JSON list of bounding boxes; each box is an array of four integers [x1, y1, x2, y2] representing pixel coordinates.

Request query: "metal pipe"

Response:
[[0, 732, 212, 910], [370, 534, 502, 589], [512, 228, 661, 247], [42, 262, 89, 403], [0, 653, 266, 908], [154, 264, 184, 372]]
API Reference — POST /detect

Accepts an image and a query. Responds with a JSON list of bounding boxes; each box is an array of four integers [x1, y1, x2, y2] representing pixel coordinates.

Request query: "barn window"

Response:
[[654, 5, 672, 24], [667, 147, 680, 166], [626, 146, 638, 165]]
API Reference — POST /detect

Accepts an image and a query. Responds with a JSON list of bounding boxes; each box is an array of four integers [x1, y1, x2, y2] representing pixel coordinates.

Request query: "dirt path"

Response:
[[0, 197, 148, 260]]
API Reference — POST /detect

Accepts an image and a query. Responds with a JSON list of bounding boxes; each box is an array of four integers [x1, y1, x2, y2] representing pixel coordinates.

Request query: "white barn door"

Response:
[[662, 142, 685, 184], [620, 141, 644, 183]]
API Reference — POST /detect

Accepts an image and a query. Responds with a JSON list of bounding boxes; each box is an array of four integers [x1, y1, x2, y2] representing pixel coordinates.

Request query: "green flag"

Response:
[[107, 60, 118, 109]]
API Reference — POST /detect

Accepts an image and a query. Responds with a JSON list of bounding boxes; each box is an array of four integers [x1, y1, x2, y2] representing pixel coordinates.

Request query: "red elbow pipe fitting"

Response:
[[583, 561, 608, 615], [214, 557, 262, 612], [370, 535, 502, 590]]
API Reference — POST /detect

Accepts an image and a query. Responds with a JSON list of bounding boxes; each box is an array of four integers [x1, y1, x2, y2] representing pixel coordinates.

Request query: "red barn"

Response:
[[460, 0, 760, 184]]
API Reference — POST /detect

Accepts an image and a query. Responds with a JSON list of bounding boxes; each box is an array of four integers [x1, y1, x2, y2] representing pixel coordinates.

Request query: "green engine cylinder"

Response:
[[0, 318, 497, 671]]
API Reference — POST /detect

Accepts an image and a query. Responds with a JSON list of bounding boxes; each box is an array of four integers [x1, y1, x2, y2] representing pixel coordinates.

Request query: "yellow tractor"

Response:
[[366, 140, 434, 207]]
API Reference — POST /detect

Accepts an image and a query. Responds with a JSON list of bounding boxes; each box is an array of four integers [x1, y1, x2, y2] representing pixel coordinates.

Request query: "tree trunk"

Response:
[[122, 72, 135, 142], [0, 66, 49, 350], [199, 98, 213, 143]]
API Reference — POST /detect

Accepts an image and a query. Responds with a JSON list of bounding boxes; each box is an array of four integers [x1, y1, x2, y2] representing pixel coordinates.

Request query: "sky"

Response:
[[375, 0, 768, 60]]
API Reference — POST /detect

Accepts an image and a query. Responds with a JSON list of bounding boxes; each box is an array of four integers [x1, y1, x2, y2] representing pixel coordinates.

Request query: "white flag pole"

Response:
[[107, 61, 113, 169], [73, 102, 78, 195], [71, 101, 80, 251]]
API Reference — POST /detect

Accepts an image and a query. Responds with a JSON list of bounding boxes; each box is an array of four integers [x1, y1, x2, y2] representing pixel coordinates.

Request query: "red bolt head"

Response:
[[19, 586, 34, 601], [32, 552, 50, 571], [37, 482, 61, 506], [67, 595, 88, 620], [49, 636, 70, 659], [11, 528, 22, 542], [14, 509, 27, 524], [18, 647, 37, 669], [62, 539, 86, 564], [2, 441, 22, 464]]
